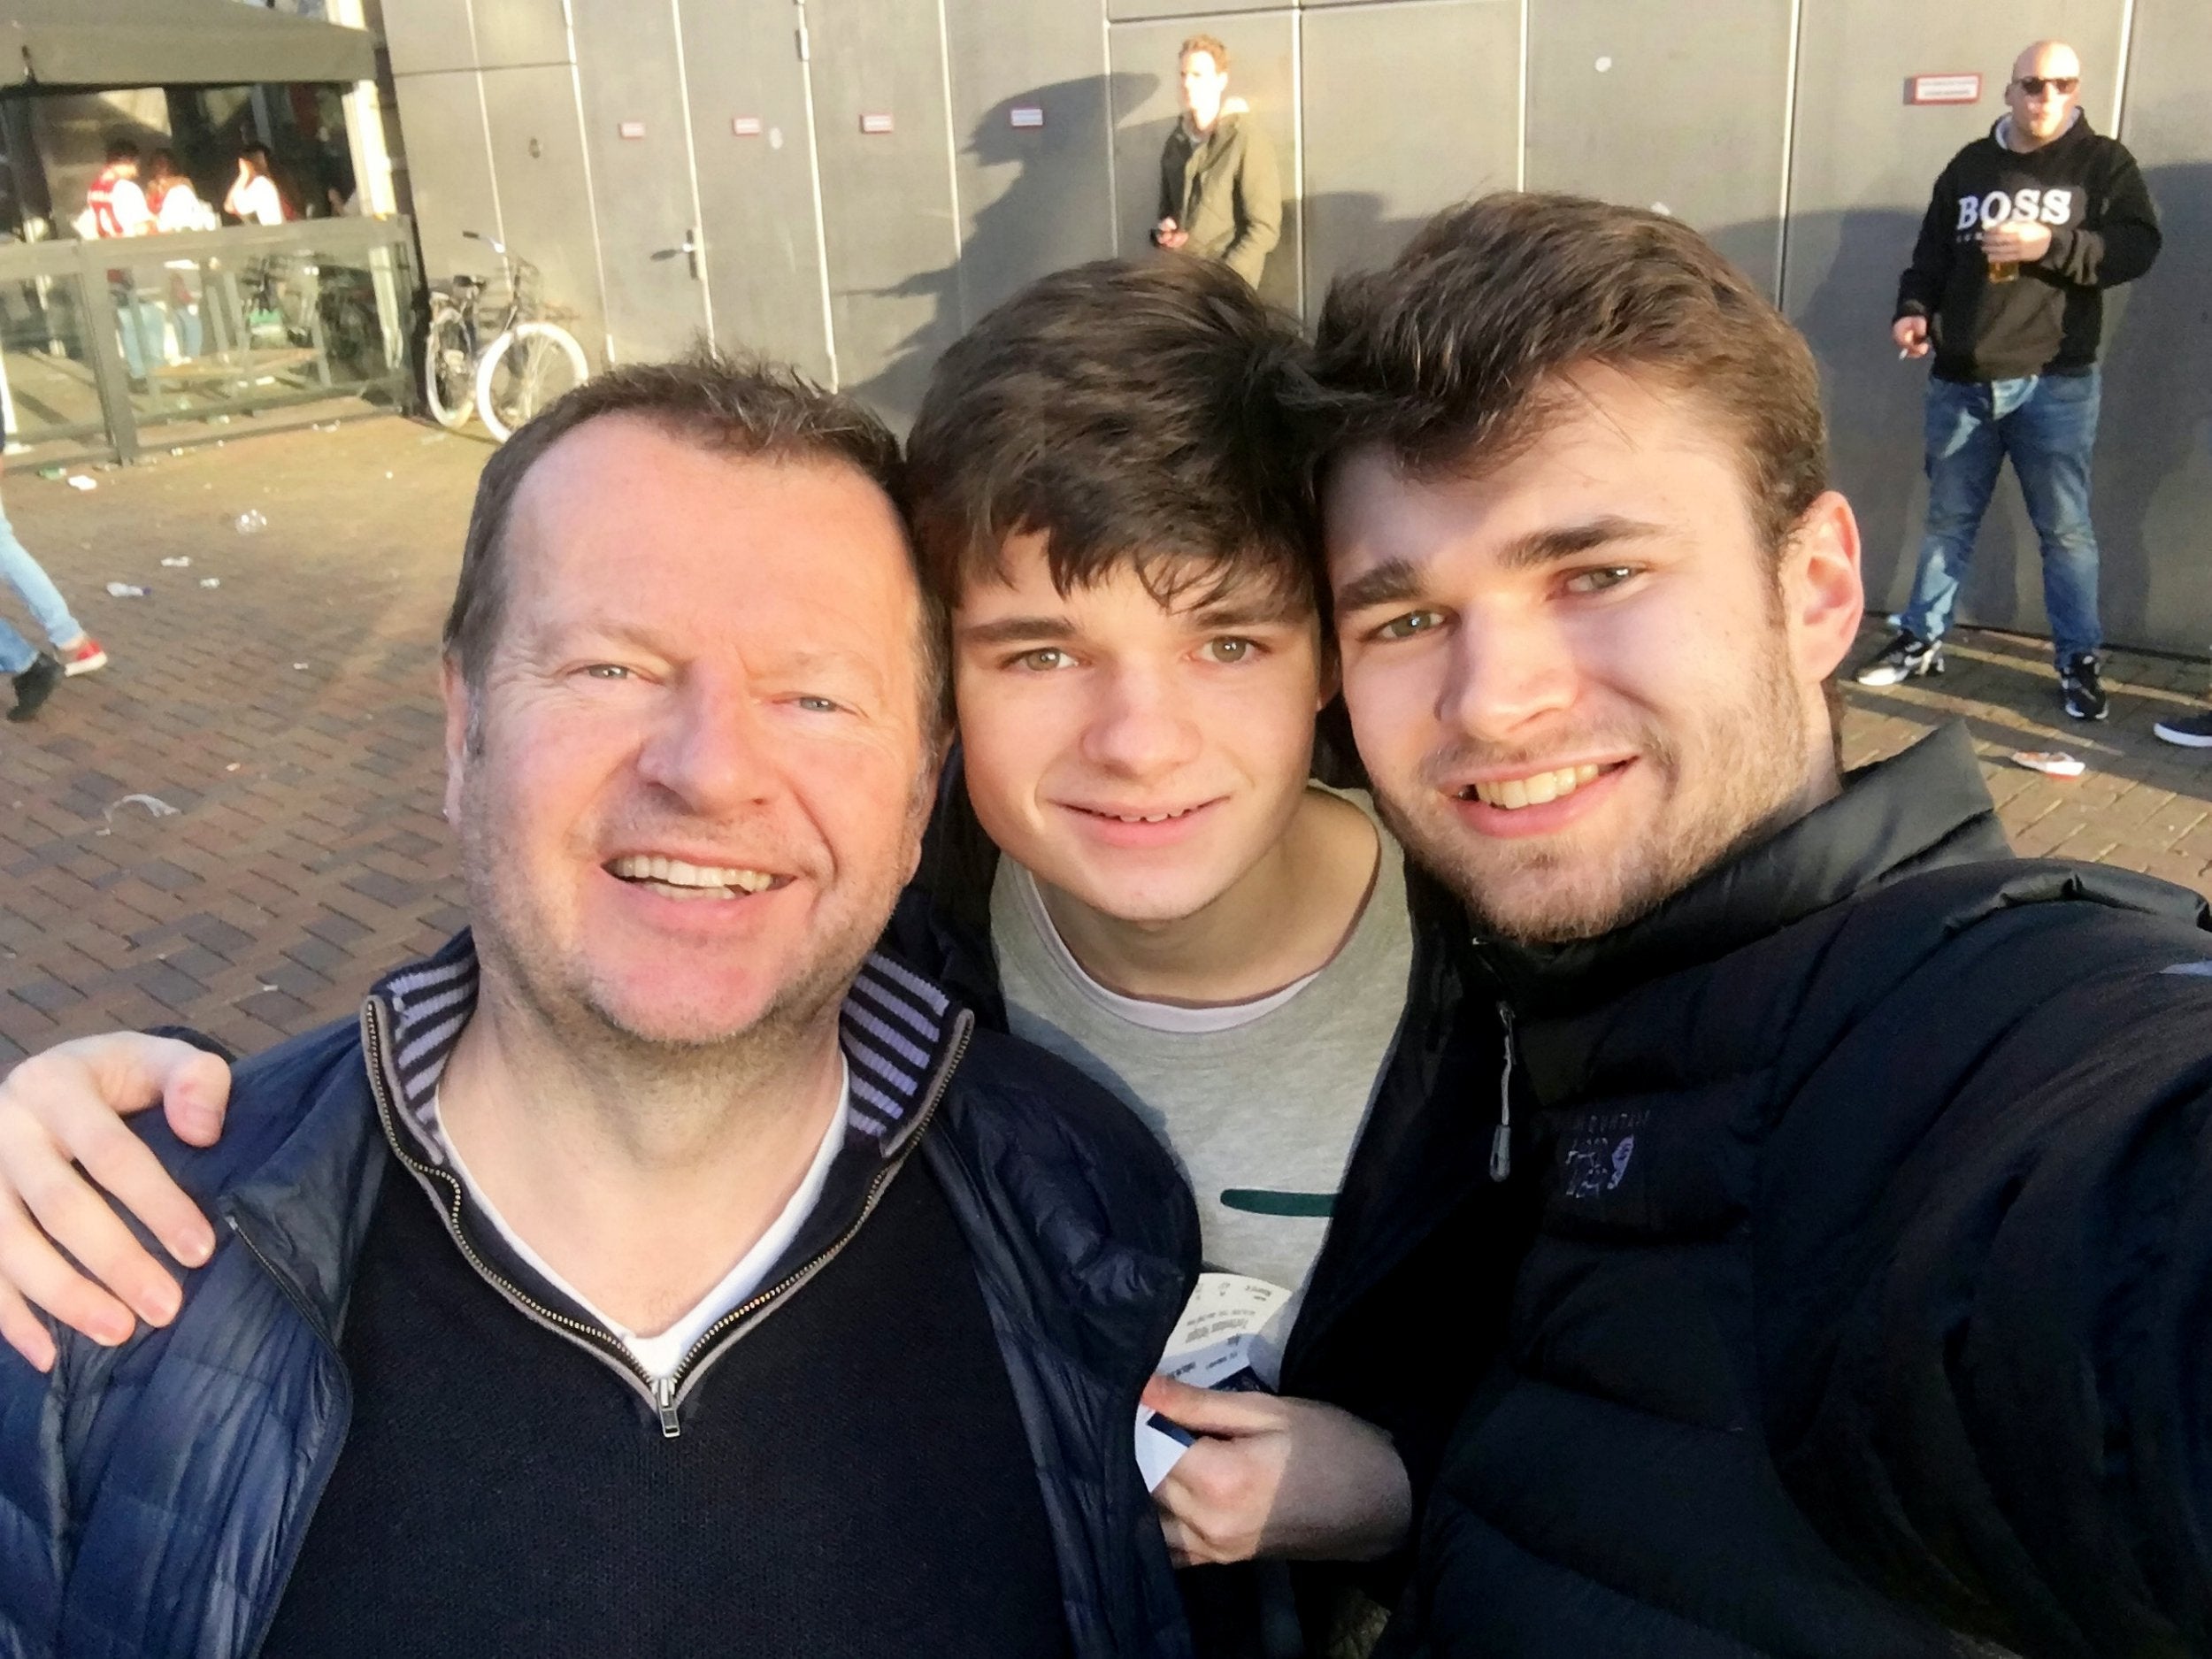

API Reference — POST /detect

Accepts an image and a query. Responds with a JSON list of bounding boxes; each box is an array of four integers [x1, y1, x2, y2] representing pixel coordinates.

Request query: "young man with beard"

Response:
[[1310, 193, 2212, 1656], [0, 260, 1519, 1657]]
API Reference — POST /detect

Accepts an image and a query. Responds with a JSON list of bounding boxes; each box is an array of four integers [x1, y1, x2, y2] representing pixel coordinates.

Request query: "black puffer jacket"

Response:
[[1385, 723, 2212, 1658], [886, 750, 1535, 1655]]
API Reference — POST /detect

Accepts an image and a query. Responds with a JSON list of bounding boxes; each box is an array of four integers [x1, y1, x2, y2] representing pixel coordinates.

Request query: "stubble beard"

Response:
[[1376, 633, 1813, 948]]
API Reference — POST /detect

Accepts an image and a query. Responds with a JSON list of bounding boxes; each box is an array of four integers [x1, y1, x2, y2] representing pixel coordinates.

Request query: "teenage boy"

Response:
[[1306, 194, 2212, 1655], [0, 260, 1516, 1656]]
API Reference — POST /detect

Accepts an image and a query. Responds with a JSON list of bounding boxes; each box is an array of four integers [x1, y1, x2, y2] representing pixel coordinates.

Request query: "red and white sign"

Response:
[[1009, 105, 1044, 129], [860, 111, 894, 134], [732, 116, 763, 137], [1907, 73, 1982, 105], [618, 119, 646, 139]]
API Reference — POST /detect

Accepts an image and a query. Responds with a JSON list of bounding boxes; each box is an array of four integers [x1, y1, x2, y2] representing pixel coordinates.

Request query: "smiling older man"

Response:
[[0, 359, 1197, 1659]]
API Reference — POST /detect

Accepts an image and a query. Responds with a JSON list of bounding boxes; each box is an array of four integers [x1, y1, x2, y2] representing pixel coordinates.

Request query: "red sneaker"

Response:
[[58, 636, 107, 676]]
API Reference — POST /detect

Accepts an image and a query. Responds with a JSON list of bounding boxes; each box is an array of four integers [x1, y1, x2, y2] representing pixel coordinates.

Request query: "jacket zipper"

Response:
[[227, 1209, 353, 1659], [1491, 1000, 1516, 1182], [360, 998, 972, 1440]]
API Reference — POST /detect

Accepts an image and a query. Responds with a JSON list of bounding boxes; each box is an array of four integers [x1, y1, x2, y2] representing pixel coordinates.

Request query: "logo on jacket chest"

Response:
[[1955, 188, 2075, 233]]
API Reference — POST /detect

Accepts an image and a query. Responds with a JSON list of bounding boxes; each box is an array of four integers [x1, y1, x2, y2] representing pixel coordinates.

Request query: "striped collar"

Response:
[[364, 930, 966, 1164]]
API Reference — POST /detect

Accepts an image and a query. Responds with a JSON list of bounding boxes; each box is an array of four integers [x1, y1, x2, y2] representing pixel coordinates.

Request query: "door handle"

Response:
[[681, 229, 700, 281]]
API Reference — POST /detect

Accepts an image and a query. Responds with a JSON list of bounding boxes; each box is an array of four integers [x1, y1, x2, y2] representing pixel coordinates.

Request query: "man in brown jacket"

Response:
[[1154, 35, 1281, 289]]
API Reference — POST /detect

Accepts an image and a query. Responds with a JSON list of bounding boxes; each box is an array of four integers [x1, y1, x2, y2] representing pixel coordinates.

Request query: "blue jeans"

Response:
[[0, 501, 84, 675], [1900, 369, 2103, 664]]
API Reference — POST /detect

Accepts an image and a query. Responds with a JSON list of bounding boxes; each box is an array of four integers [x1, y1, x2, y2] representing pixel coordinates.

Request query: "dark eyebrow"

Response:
[[1495, 515, 1667, 572], [1186, 594, 1312, 631], [956, 614, 1075, 649], [1332, 557, 1425, 618], [1333, 516, 1669, 616]]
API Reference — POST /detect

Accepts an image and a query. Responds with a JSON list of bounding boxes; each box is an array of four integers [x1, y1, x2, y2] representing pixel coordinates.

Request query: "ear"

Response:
[[1780, 491, 1864, 688], [440, 655, 473, 826]]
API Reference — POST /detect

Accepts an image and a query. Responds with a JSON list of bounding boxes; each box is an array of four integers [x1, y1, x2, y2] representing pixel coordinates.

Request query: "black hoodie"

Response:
[[1895, 111, 2159, 382]]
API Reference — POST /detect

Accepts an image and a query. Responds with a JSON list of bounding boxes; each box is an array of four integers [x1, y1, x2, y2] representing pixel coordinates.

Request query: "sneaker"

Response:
[[1853, 629, 1944, 687], [2060, 651, 2108, 721], [57, 636, 106, 676], [6, 653, 60, 723], [2153, 707, 2212, 748]]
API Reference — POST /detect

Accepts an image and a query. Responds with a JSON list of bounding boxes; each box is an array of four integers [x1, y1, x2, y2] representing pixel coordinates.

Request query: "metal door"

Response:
[[1108, 10, 1300, 316], [1302, 0, 1519, 311], [1783, 0, 2128, 634], [801, 0, 964, 426], [568, 0, 710, 362], [1526, 0, 1795, 297], [481, 64, 607, 369], [676, 0, 835, 383]]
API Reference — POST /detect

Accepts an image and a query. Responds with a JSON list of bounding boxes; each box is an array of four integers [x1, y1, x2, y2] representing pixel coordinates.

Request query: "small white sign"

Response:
[[1908, 73, 1982, 105], [618, 119, 646, 139], [732, 116, 763, 137], [1009, 105, 1044, 129], [860, 111, 894, 134]]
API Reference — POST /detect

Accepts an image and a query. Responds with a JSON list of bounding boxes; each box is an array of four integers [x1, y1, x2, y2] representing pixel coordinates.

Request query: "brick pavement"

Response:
[[1, 415, 2208, 1064]]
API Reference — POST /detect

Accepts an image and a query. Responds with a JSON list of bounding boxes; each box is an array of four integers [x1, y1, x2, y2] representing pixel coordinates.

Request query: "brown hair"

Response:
[[905, 256, 1317, 620], [1179, 34, 1229, 72], [444, 349, 944, 731], [1304, 192, 1828, 559]]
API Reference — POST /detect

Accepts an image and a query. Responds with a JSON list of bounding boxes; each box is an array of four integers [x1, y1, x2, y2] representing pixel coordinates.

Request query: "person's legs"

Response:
[[0, 502, 86, 648], [0, 612, 35, 676], [2001, 368, 2104, 665], [1897, 377, 2008, 644]]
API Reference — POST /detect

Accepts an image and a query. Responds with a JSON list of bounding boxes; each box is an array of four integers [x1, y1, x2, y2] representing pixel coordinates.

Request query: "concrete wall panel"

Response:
[[1526, 0, 1792, 296], [805, 0, 964, 426], [1109, 10, 1300, 315], [2095, 0, 2212, 656], [380, 0, 480, 75], [1783, 0, 2129, 640], [568, 0, 710, 361], [472, 0, 573, 70], [943, 0, 1118, 332], [480, 63, 606, 367], [1302, 0, 1517, 309], [388, 71, 502, 292]]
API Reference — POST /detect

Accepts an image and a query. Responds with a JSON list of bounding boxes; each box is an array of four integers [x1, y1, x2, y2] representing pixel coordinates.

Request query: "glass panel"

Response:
[[0, 268, 108, 458], [109, 228, 413, 440]]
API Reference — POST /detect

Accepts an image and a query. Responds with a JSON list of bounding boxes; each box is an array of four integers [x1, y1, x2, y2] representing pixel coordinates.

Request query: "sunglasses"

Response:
[[2016, 75, 2079, 96]]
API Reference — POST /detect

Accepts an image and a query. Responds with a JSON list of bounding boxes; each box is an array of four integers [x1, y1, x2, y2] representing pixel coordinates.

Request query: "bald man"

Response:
[[1858, 40, 2158, 720]]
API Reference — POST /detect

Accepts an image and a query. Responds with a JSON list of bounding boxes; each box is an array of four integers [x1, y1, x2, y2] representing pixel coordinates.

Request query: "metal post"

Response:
[[74, 242, 141, 465]]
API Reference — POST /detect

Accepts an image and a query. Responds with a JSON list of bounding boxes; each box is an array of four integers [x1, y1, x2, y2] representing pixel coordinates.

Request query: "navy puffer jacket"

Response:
[[0, 958, 1199, 1659]]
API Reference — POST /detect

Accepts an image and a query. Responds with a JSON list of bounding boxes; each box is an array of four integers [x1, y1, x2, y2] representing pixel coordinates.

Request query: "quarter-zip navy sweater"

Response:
[[259, 1137, 1070, 1658]]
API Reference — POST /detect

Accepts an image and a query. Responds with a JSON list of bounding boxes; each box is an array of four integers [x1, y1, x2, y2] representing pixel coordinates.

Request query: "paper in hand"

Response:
[[1134, 1273, 1293, 1492]]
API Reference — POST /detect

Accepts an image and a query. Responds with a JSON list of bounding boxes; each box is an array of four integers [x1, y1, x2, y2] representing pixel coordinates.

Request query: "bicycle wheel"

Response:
[[474, 321, 588, 442], [423, 303, 475, 429]]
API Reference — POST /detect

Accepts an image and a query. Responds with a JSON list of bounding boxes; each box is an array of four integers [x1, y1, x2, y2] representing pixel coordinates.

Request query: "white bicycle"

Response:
[[422, 231, 588, 442]]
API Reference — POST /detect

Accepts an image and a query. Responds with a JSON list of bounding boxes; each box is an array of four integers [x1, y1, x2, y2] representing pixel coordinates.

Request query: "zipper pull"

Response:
[[654, 1374, 681, 1440], [1491, 1001, 1516, 1183]]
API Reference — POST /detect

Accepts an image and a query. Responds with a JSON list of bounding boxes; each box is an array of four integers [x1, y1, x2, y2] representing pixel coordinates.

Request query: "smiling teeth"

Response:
[[1099, 805, 1201, 824], [1470, 764, 1603, 810], [609, 854, 775, 894]]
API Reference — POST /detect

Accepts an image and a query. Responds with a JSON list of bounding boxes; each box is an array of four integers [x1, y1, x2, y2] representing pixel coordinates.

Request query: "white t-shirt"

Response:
[[230, 173, 284, 226], [992, 787, 1416, 1384], [434, 1064, 851, 1380], [157, 183, 218, 234]]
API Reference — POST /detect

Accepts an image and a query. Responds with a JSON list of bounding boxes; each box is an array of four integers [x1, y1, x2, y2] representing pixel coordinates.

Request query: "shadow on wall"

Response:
[[849, 74, 1148, 431], [847, 68, 1447, 430]]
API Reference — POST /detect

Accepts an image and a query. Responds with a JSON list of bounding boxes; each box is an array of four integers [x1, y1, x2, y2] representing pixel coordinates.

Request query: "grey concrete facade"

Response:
[[380, 0, 2212, 657]]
